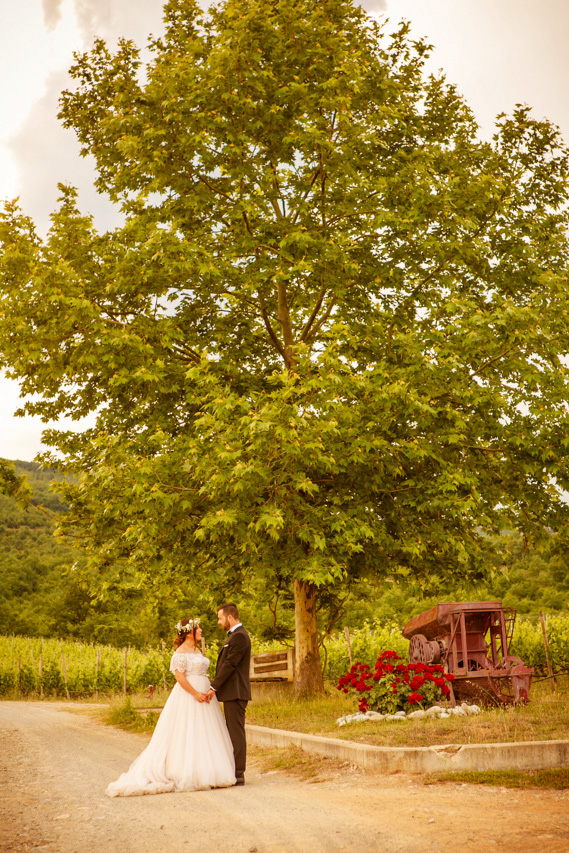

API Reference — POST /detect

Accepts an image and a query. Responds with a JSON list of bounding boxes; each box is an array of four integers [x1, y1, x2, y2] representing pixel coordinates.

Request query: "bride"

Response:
[[106, 617, 236, 796]]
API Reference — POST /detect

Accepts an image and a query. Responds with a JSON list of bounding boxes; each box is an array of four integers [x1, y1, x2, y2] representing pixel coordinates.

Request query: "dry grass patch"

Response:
[[424, 768, 569, 789], [251, 745, 362, 783]]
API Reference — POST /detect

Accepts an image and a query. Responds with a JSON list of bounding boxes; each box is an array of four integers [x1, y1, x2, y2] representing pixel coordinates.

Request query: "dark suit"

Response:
[[210, 625, 251, 779]]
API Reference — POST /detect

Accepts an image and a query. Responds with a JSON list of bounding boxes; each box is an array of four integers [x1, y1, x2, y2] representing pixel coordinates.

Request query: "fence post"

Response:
[[344, 626, 353, 666], [539, 610, 556, 690], [96, 648, 100, 700], [161, 640, 167, 690], [39, 655, 44, 700], [123, 647, 128, 696], [61, 653, 71, 700]]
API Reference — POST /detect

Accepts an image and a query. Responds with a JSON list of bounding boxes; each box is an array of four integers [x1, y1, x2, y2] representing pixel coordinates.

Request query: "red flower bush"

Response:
[[407, 691, 424, 705], [338, 650, 454, 715]]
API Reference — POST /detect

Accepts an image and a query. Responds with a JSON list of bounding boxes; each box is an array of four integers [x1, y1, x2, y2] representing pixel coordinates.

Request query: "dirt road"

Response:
[[1, 701, 568, 853]]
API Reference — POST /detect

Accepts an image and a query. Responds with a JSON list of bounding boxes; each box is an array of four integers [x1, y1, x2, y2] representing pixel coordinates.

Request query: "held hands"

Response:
[[193, 689, 215, 703]]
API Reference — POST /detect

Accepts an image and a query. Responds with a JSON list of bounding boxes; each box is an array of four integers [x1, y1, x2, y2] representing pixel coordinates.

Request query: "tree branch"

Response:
[[305, 295, 337, 343], [300, 280, 328, 343], [470, 346, 515, 378], [278, 282, 296, 369], [291, 166, 322, 225], [271, 198, 284, 220], [197, 175, 233, 201], [259, 299, 287, 362]]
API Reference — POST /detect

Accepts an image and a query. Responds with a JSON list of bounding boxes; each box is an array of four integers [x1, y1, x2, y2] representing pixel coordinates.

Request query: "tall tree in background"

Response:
[[2, 0, 569, 692]]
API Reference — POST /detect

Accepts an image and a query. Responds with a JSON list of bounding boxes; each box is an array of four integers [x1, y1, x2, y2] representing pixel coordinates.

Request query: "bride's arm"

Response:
[[174, 669, 207, 702]]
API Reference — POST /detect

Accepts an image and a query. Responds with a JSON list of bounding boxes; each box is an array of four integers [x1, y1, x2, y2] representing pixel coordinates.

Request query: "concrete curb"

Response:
[[246, 724, 569, 774]]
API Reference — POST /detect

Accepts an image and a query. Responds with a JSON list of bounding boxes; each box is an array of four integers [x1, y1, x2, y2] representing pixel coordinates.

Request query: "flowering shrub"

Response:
[[337, 650, 455, 714]]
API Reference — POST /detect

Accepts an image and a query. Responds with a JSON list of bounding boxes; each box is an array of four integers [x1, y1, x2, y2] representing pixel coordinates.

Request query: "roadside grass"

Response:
[[424, 768, 569, 789], [253, 748, 569, 789], [251, 745, 360, 782], [123, 690, 170, 710], [101, 697, 160, 734], [246, 675, 569, 747]]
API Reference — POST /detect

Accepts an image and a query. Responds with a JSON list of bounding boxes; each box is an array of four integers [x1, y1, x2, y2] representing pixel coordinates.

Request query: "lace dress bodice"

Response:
[[169, 651, 211, 678]]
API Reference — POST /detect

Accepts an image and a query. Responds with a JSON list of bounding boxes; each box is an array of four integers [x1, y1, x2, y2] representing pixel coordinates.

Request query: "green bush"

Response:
[[0, 670, 15, 695], [18, 663, 36, 695], [42, 660, 63, 695]]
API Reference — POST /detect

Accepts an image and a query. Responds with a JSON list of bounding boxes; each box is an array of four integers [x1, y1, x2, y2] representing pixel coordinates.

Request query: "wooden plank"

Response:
[[252, 652, 289, 663], [253, 662, 289, 674], [250, 675, 288, 682], [249, 648, 294, 683]]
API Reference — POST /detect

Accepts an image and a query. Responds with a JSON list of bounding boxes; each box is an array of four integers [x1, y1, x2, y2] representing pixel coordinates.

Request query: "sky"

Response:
[[2, 0, 569, 462]]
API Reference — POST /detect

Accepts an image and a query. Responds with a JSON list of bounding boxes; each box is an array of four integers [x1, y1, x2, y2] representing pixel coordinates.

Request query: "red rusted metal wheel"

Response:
[[409, 634, 428, 664]]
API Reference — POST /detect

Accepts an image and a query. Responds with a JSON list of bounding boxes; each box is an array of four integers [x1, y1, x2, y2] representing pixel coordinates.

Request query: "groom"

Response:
[[205, 603, 251, 786]]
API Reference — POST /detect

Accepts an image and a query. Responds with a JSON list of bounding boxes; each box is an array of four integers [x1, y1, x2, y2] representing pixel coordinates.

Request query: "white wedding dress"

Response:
[[106, 650, 236, 796]]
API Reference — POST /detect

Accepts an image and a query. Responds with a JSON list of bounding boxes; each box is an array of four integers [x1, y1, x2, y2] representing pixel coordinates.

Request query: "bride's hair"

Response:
[[173, 618, 199, 650]]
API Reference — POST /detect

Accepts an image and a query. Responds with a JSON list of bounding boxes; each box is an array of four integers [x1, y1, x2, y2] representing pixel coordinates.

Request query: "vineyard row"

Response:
[[1, 613, 568, 697]]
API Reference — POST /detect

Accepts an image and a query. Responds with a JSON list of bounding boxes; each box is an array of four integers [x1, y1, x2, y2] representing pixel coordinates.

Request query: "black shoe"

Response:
[[235, 777, 245, 786]]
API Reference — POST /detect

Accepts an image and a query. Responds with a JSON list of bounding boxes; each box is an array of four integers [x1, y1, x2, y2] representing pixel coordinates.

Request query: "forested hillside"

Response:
[[0, 460, 162, 646], [1, 460, 567, 648]]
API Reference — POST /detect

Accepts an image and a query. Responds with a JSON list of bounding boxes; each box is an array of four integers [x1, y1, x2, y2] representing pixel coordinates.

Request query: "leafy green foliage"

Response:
[[1, 458, 567, 655], [2, 1, 569, 690]]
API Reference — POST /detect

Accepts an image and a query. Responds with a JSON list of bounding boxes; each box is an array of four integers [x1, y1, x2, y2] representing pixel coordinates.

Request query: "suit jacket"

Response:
[[210, 625, 252, 702]]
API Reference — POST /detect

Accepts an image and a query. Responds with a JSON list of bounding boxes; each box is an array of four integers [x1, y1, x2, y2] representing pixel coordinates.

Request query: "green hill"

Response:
[[0, 460, 159, 646]]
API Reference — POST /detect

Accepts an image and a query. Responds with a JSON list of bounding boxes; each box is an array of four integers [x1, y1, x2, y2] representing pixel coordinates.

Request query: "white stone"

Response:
[[450, 706, 467, 717], [462, 703, 481, 715], [394, 711, 407, 717], [439, 711, 451, 718], [385, 714, 408, 722], [407, 709, 427, 720], [425, 705, 444, 717], [365, 711, 385, 720]]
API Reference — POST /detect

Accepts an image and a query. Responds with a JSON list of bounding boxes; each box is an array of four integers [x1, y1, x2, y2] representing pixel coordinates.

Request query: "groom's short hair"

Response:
[[218, 602, 239, 620]]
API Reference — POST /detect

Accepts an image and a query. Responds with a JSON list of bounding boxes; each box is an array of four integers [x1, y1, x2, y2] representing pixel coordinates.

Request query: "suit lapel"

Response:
[[216, 633, 231, 671]]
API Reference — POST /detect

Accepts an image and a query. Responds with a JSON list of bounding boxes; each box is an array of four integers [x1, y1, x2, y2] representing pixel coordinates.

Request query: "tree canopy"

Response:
[[2, 0, 569, 690]]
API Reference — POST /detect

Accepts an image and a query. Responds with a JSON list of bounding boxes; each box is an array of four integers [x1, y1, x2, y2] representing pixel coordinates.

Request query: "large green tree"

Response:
[[2, 0, 569, 691]]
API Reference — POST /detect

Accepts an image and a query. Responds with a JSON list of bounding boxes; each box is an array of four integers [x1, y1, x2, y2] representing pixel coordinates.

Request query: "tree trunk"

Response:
[[294, 578, 324, 695]]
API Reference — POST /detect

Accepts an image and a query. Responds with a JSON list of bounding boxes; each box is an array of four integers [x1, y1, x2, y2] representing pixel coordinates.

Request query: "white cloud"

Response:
[[6, 0, 166, 235], [360, 0, 387, 10], [9, 69, 123, 236], [42, 0, 65, 31]]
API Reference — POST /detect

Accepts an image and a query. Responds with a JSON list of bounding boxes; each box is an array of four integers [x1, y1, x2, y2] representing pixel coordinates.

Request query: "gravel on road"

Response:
[[1, 701, 568, 853]]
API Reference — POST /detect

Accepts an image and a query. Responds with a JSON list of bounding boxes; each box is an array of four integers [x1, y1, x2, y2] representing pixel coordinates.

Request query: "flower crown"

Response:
[[175, 617, 200, 634]]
